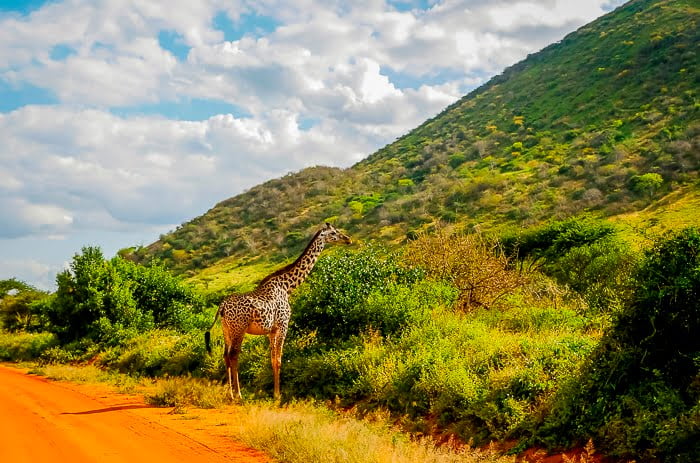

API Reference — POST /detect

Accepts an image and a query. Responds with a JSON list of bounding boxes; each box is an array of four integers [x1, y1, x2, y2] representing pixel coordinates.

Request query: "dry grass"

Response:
[[28, 363, 141, 393], [228, 400, 516, 463], [144, 376, 229, 409]]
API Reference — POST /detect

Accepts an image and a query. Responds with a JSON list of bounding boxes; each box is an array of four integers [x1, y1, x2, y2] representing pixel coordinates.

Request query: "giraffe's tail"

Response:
[[204, 308, 221, 354]]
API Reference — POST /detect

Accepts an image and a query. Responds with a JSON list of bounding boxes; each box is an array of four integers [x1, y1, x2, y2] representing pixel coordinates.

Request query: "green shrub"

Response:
[[503, 216, 615, 261], [0, 331, 58, 361], [535, 227, 700, 462], [630, 172, 663, 197], [37, 246, 207, 345], [291, 244, 422, 342], [108, 330, 207, 377], [552, 235, 640, 314]]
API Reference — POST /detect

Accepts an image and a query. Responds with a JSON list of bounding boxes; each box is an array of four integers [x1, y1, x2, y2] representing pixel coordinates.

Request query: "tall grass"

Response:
[[28, 363, 140, 393], [145, 376, 229, 408]]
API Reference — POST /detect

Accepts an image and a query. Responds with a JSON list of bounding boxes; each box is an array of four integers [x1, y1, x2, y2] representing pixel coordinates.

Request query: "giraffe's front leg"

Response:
[[269, 326, 287, 401]]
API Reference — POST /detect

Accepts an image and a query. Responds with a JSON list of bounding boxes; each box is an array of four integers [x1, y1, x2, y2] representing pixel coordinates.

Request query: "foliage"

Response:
[[503, 217, 616, 262], [0, 331, 58, 361], [534, 227, 700, 462], [0, 278, 48, 331], [550, 235, 640, 315], [406, 226, 527, 310], [38, 247, 207, 345], [503, 217, 639, 314], [630, 172, 664, 197], [291, 244, 423, 341], [105, 329, 208, 377]]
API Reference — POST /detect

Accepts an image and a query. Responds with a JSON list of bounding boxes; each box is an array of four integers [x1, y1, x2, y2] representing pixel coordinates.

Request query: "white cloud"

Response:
[[0, 258, 61, 291], [0, 197, 73, 239]]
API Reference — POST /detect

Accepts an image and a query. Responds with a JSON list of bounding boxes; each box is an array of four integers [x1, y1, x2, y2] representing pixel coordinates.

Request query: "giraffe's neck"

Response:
[[261, 231, 325, 293]]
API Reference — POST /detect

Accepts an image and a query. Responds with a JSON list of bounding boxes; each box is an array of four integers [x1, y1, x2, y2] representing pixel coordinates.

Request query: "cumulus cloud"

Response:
[[0, 258, 61, 291]]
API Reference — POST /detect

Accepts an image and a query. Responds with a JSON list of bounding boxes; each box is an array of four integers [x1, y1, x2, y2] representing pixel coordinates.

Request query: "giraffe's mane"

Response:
[[258, 229, 323, 286]]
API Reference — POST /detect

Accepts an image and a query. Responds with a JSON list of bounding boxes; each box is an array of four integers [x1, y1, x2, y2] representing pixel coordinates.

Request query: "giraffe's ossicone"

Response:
[[205, 222, 352, 401]]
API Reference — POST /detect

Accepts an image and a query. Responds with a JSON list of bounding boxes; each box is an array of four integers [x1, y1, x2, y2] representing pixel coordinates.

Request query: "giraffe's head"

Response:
[[320, 222, 352, 245]]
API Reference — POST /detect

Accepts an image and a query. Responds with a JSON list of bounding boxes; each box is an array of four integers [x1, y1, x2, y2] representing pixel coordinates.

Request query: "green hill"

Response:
[[128, 0, 699, 281]]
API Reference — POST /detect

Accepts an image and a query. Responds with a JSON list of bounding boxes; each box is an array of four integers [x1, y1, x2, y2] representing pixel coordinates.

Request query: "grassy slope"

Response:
[[128, 0, 699, 287]]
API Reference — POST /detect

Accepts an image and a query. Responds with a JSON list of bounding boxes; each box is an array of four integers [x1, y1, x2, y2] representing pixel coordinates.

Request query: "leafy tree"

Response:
[[111, 258, 205, 330], [0, 279, 47, 331], [42, 247, 146, 343], [630, 173, 663, 197], [40, 247, 206, 344]]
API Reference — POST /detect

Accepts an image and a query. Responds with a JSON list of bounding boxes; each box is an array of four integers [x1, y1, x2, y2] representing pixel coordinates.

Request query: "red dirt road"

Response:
[[0, 365, 269, 462]]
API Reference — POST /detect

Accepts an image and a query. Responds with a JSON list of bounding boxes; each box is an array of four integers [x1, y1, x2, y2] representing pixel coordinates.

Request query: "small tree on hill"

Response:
[[630, 173, 663, 198], [406, 225, 527, 311]]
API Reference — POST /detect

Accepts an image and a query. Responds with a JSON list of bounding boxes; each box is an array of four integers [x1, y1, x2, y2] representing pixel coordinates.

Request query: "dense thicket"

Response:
[[535, 227, 700, 462], [38, 247, 207, 345]]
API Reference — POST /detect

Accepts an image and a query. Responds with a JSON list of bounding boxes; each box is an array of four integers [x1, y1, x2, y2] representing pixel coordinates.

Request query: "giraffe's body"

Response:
[[205, 223, 351, 400]]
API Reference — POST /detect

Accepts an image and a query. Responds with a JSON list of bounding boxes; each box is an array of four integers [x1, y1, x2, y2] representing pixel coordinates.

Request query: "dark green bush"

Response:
[[552, 235, 640, 314], [37, 246, 207, 345], [503, 218, 638, 314], [535, 227, 700, 462], [503, 216, 615, 261], [291, 244, 422, 342], [107, 330, 207, 377], [0, 331, 58, 361]]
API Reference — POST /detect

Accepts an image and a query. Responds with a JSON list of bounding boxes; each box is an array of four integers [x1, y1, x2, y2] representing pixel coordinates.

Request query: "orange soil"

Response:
[[0, 364, 270, 463]]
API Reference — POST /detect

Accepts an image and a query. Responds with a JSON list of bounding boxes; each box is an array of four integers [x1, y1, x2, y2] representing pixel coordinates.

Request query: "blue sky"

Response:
[[0, 0, 626, 289]]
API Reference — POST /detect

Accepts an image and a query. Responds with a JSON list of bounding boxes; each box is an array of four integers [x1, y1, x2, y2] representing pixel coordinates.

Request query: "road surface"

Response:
[[0, 364, 268, 462]]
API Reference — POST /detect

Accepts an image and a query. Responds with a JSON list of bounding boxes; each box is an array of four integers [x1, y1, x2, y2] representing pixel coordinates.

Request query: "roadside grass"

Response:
[[145, 375, 229, 409], [0, 331, 58, 361], [12, 362, 516, 463], [28, 363, 141, 393], [230, 400, 516, 463]]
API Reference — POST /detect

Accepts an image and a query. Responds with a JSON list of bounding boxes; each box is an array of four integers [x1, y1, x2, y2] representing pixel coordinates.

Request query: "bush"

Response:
[[535, 227, 700, 462], [38, 246, 207, 344], [502, 218, 637, 314], [0, 331, 58, 361], [107, 330, 207, 377], [291, 244, 422, 342], [552, 235, 640, 315], [406, 226, 527, 310]]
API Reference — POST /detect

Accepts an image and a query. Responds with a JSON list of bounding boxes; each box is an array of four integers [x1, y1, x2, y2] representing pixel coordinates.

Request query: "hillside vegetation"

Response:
[[128, 0, 699, 278]]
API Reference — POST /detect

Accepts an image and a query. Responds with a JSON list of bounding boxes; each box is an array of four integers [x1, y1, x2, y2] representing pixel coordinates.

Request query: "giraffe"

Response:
[[205, 222, 352, 401]]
